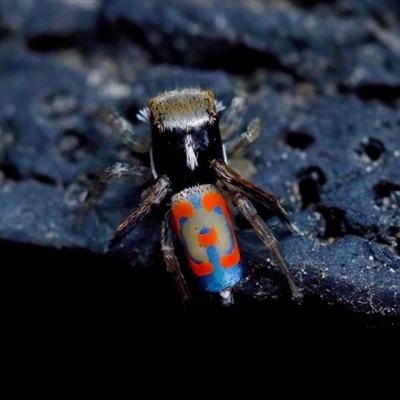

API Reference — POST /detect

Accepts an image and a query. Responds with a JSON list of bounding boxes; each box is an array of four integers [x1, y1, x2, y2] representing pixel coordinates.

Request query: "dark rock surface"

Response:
[[1, 1, 399, 396]]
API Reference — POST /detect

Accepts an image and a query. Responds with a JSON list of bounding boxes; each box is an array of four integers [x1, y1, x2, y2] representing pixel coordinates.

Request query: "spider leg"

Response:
[[79, 162, 151, 220], [108, 175, 170, 250], [211, 159, 298, 233], [219, 96, 247, 141], [234, 193, 302, 300], [161, 213, 191, 302], [212, 159, 302, 301], [98, 109, 151, 154], [224, 118, 261, 158]]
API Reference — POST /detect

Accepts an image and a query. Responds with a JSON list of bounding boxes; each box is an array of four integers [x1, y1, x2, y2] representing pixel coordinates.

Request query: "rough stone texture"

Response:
[[1, 1, 399, 395], [105, 0, 400, 94], [1, 0, 399, 315]]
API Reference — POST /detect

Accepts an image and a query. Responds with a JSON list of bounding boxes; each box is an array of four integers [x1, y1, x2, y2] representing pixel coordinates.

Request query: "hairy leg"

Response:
[[108, 175, 170, 249], [98, 109, 151, 154], [161, 213, 191, 302], [212, 159, 302, 301], [79, 162, 151, 218]]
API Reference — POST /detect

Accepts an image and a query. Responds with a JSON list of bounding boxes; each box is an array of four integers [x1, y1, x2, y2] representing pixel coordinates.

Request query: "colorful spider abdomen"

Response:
[[171, 184, 242, 293]]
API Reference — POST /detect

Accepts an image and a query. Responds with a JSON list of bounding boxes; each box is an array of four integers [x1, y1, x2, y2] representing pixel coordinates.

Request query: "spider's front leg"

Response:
[[224, 117, 261, 159], [211, 159, 303, 301], [161, 213, 191, 302], [219, 95, 247, 141], [98, 109, 151, 154], [218, 95, 261, 159], [79, 108, 153, 224]]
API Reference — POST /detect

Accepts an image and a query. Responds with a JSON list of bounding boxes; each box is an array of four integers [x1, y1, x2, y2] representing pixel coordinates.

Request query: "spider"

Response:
[[82, 88, 302, 305]]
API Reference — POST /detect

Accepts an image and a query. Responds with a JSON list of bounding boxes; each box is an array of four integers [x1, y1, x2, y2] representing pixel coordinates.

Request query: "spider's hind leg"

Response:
[[212, 159, 302, 301], [212, 159, 299, 233], [161, 213, 191, 302], [231, 192, 302, 301]]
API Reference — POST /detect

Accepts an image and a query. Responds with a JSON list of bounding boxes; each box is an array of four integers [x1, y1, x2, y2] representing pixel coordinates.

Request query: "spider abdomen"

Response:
[[171, 184, 242, 293]]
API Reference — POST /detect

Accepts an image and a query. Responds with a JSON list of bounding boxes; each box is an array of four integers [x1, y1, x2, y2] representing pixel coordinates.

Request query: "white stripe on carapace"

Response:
[[184, 134, 199, 170]]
